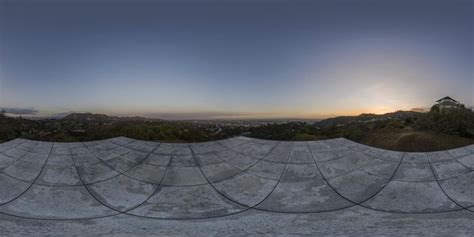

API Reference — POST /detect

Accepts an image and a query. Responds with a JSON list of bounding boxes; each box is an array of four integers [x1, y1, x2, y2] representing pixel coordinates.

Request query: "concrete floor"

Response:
[[1, 136, 473, 235]]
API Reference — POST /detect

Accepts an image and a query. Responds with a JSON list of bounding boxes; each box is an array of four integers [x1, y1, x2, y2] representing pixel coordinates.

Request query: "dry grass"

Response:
[[362, 128, 474, 152]]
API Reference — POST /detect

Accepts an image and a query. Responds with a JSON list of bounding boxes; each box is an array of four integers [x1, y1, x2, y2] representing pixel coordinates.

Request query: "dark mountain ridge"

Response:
[[62, 113, 159, 122], [314, 110, 421, 127]]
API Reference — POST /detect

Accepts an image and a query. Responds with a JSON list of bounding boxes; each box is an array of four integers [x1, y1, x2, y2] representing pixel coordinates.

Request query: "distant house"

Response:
[[436, 96, 460, 111]]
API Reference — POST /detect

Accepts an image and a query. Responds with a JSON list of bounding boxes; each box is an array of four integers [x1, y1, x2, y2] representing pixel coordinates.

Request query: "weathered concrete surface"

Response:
[[0, 136, 474, 235]]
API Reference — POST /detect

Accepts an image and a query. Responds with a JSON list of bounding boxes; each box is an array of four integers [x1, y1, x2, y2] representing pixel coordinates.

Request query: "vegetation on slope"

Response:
[[1, 106, 473, 152], [249, 107, 474, 151]]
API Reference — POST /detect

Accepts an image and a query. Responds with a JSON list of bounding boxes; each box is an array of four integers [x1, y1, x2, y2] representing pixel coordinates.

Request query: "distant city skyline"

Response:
[[1, 0, 472, 119]]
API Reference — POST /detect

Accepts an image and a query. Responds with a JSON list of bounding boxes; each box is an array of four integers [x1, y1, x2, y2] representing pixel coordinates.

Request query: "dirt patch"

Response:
[[362, 128, 474, 152]]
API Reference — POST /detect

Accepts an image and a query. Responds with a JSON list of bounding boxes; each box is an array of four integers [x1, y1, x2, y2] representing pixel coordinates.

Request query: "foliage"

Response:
[[249, 122, 323, 141], [0, 115, 242, 143], [414, 106, 474, 138], [1, 108, 473, 152]]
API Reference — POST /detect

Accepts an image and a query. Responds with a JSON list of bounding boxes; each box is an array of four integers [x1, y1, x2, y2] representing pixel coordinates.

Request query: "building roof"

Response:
[[436, 96, 457, 103]]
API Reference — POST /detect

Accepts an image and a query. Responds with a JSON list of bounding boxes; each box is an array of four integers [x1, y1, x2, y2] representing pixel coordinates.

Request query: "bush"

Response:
[[415, 106, 474, 138]]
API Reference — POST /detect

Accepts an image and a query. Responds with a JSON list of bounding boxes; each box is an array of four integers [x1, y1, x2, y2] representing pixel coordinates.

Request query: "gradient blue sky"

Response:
[[0, 0, 472, 119]]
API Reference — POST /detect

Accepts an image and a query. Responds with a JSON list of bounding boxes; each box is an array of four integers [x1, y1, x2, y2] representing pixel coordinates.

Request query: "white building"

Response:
[[436, 96, 460, 111]]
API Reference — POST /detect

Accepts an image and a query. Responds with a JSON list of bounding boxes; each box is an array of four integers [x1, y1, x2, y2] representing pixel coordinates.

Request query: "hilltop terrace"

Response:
[[1, 136, 474, 235]]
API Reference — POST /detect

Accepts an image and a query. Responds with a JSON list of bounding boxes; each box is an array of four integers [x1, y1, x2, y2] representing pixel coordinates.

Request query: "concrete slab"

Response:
[[221, 152, 257, 170], [2, 207, 474, 236], [76, 162, 120, 184], [236, 142, 275, 158], [110, 146, 133, 157], [340, 139, 371, 152], [439, 172, 474, 208], [121, 150, 149, 163], [190, 141, 226, 154], [448, 147, 472, 159], [258, 164, 352, 212], [465, 145, 474, 153], [36, 165, 81, 186], [124, 140, 158, 153], [71, 152, 101, 166], [128, 185, 244, 219], [194, 152, 223, 166], [311, 148, 353, 162], [2, 161, 43, 182], [213, 173, 277, 207], [0, 154, 15, 169], [14, 141, 37, 151], [328, 169, 389, 203], [104, 156, 140, 173], [218, 138, 248, 149], [1, 137, 474, 233], [69, 145, 91, 155], [263, 142, 293, 163], [20, 152, 49, 165], [155, 143, 192, 156], [403, 152, 429, 163], [145, 153, 171, 166], [3, 148, 28, 160], [50, 143, 71, 155], [161, 166, 207, 186], [88, 175, 156, 211], [200, 162, 243, 183], [431, 160, 471, 180], [0, 174, 30, 204], [125, 163, 167, 184], [238, 136, 278, 145], [47, 154, 75, 167], [107, 137, 136, 146], [84, 140, 120, 152], [427, 151, 455, 162], [364, 180, 460, 213], [216, 149, 250, 161], [307, 140, 333, 152], [0, 139, 25, 148], [29, 142, 53, 154], [170, 155, 196, 167], [0, 144, 10, 153], [247, 160, 285, 180], [360, 158, 399, 178], [288, 142, 314, 164], [0, 184, 117, 219], [457, 154, 474, 169], [318, 152, 373, 179], [393, 162, 435, 182], [364, 148, 404, 163]]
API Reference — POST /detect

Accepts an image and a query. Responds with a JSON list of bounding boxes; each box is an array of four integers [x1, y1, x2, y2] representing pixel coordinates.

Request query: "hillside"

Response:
[[315, 111, 420, 127], [63, 113, 158, 122], [363, 128, 474, 152]]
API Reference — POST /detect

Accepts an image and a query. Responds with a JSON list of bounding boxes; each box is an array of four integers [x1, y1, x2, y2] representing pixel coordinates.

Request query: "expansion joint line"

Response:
[[214, 141, 282, 182], [189, 142, 294, 214], [0, 143, 55, 207], [428, 157, 474, 213], [0, 142, 40, 172], [72, 142, 168, 217], [306, 142, 419, 214], [80, 141, 162, 185]]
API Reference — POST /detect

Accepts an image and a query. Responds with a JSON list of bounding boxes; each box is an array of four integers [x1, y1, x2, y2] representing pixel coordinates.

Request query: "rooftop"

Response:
[[1, 136, 474, 235], [437, 96, 458, 103]]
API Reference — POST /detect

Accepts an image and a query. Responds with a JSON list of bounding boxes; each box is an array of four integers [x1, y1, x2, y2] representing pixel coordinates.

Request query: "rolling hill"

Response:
[[314, 111, 420, 127]]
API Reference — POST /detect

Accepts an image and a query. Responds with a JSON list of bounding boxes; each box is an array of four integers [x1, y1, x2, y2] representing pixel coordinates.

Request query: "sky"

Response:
[[0, 0, 472, 119]]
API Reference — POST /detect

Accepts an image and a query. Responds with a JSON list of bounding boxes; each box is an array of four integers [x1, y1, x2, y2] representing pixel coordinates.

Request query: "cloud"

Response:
[[0, 107, 38, 115]]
